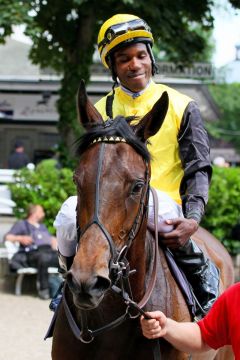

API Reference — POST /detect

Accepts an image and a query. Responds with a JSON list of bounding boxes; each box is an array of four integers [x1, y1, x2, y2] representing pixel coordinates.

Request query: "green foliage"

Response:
[[207, 83, 240, 152], [201, 166, 240, 255], [8, 161, 76, 234], [0, 1, 31, 43]]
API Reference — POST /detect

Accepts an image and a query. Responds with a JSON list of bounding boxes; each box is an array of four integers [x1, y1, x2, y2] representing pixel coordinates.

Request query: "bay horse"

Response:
[[51, 81, 234, 360]]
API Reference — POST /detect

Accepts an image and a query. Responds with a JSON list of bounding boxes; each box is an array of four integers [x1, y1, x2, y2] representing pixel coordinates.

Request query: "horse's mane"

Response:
[[75, 116, 150, 162]]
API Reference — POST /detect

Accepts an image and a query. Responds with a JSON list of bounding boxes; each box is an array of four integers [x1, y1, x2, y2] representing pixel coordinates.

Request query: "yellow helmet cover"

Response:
[[98, 14, 154, 68]]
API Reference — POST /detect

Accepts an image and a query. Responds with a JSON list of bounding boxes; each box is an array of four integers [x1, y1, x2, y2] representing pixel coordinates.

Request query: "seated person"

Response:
[[5, 204, 58, 300]]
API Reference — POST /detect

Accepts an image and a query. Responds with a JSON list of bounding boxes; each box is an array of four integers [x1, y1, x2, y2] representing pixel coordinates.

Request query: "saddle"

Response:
[[162, 247, 198, 319]]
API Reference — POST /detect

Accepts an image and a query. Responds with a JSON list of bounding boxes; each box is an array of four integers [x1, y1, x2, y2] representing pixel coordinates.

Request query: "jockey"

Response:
[[54, 14, 219, 316]]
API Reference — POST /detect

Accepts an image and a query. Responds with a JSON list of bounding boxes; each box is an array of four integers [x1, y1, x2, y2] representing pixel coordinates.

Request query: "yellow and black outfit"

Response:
[[95, 80, 211, 223]]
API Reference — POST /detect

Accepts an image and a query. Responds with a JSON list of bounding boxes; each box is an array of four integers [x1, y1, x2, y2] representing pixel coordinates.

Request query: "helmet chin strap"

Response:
[[146, 43, 158, 76], [107, 56, 118, 83]]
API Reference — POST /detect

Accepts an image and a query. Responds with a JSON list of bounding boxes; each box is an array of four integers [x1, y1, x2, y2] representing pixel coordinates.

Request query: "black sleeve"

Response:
[[178, 101, 212, 223]]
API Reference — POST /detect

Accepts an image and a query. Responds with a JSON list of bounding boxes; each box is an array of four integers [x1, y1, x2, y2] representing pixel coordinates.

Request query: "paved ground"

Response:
[[0, 292, 53, 360], [0, 216, 56, 360]]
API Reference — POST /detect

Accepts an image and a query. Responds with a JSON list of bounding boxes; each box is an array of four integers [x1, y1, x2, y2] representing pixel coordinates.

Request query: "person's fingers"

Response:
[[143, 319, 158, 330], [143, 311, 162, 318], [165, 218, 182, 225], [159, 231, 178, 239], [143, 327, 161, 339]]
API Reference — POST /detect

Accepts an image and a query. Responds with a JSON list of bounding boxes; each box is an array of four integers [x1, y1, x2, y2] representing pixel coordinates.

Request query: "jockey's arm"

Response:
[[178, 102, 212, 224], [158, 102, 212, 248]]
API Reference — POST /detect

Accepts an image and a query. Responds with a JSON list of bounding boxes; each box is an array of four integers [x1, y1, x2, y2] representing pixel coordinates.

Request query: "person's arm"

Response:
[[140, 311, 211, 353], [178, 101, 212, 223], [5, 233, 32, 246], [159, 102, 212, 248], [5, 221, 33, 246]]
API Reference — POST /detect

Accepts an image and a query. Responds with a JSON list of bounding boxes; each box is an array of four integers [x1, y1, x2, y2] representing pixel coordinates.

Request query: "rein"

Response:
[[62, 138, 160, 351]]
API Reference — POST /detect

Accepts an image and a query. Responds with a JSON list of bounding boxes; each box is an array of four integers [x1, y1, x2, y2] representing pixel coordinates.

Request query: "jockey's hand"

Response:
[[159, 218, 199, 249], [140, 311, 167, 339]]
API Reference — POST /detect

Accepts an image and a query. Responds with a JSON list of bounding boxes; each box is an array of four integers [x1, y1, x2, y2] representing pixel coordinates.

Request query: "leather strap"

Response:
[[138, 187, 159, 309]]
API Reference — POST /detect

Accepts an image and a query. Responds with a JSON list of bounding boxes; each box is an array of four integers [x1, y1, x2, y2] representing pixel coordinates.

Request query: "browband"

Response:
[[91, 136, 126, 144]]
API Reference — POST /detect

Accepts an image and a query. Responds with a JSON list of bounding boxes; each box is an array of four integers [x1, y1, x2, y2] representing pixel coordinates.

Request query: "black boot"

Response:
[[49, 252, 74, 311], [58, 251, 75, 274], [172, 239, 220, 317]]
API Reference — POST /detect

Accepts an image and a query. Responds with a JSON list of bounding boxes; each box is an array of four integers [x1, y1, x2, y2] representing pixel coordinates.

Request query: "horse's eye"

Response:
[[131, 181, 144, 195]]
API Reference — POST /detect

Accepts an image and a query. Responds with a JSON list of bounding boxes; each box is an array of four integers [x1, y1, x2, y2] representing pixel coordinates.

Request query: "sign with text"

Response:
[[157, 62, 214, 79]]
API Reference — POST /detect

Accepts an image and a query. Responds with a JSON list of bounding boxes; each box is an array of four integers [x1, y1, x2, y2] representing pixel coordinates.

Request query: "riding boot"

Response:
[[49, 252, 74, 311], [172, 239, 220, 317], [58, 251, 75, 274]]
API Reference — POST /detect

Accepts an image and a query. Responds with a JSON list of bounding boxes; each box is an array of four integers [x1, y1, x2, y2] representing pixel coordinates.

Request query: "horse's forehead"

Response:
[[76, 143, 146, 183], [82, 142, 143, 165]]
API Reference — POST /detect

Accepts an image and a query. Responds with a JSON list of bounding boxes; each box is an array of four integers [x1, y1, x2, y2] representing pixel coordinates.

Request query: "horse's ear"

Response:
[[134, 91, 169, 141], [77, 79, 103, 127]]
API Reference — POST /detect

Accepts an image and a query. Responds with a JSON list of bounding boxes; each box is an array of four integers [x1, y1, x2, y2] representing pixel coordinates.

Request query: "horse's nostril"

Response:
[[66, 271, 79, 292], [66, 271, 110, 296], [94, 276, 111, 292]]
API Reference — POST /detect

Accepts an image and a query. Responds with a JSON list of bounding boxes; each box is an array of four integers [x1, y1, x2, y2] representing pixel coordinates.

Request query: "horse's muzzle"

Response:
[[66, 271, 111, 309]]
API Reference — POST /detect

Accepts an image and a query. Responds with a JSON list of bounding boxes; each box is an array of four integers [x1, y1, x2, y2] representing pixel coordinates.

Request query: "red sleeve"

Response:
[[197, 290, 230, 349]]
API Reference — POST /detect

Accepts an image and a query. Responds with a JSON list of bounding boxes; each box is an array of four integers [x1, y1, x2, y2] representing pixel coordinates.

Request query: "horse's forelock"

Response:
[[75, 116, 150, 162]]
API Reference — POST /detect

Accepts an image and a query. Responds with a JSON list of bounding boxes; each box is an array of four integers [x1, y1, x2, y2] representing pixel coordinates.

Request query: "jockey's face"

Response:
[[113, 43, 152, 93]]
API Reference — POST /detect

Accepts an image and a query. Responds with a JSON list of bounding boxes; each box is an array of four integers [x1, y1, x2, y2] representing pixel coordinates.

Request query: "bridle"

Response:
[[63, 136, 160, 351], [77, 139, 150, 284]]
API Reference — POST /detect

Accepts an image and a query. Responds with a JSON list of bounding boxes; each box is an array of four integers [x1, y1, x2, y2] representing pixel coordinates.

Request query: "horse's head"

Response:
[[67, 80, 169, 310]]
